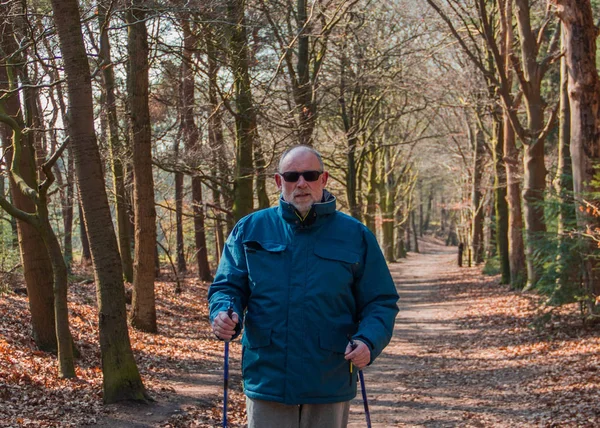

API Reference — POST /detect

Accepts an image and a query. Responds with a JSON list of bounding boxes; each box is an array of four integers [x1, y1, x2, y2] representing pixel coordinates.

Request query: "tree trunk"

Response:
[[254, 142, 270, 210], [380, 149, 395, 262], [500, 0, 527, 288], [296, 0, 316, 145], [522, 135, 547, 289], [49, 0, 148, 403], [175, 170, 186, 273], [471, 127, 485, 265], [127, 2, 157, 332], [99, 1, 134, 283], [554, 0, 600, 310], [38, 201, 75, 379], [181, 21, 211, 280], [78, 201, 91, 263], [493, 111, 510, 284], [228, 0, 255, 222], [405, 221, 412, 252], [552, 24, 577, 296], [513, 0, 550, 289], [0, 26, 56, 352], [0, 109, 76, 379], [40, 19, 74, 274], [206, 34, 227, 257], [411, 210, 419, 253], [364, 150, 377, 234], [192, 178, 212, 281]]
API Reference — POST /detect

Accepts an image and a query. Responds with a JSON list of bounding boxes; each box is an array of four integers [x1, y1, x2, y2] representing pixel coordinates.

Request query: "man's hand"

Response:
[[212, 311, 239, 341], [344, 339, 370, 369]]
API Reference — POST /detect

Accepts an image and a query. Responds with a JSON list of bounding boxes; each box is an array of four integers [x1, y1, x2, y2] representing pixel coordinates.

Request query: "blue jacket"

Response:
[[208, 191, 399, 404]]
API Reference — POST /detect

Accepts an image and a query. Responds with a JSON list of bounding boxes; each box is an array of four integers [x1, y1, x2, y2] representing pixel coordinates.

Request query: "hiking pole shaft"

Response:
[[223, 300, 234, 428], [358, 370, 372, 428], [223, 340, 229, 428]]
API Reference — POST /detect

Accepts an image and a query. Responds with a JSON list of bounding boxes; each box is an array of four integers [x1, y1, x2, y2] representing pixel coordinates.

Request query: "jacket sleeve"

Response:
[[207, 222, 250, 339], [352, 227, 399, 364]]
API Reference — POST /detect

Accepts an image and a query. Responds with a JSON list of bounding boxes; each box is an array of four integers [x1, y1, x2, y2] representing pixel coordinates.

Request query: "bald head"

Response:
[[278, 145, 324, 173]]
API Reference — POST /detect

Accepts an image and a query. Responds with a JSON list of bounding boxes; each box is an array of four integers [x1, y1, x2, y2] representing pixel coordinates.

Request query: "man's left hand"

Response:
[[344, 339, 370, 369]]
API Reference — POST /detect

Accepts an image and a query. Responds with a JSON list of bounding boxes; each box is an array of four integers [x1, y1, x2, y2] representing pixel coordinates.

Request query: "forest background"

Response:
[[1, 0, 600, 422]]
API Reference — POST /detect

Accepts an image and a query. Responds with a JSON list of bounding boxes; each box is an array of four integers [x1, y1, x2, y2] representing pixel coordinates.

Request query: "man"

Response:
[[208, 145, 399, 428]]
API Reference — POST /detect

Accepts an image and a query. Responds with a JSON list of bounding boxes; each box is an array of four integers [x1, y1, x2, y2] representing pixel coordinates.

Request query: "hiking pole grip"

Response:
[[348, 335, 372, 428]]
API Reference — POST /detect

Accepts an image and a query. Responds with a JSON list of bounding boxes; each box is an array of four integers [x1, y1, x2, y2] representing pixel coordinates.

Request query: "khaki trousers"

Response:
[[246, 397, 350, 428]]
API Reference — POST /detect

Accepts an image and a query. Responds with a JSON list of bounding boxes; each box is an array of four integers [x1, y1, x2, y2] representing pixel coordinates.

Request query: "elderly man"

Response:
[[208, 145, 399, 428]]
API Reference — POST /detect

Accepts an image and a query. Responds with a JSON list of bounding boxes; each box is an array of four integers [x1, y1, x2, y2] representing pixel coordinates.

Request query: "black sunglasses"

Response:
[[279, 170, 323, 182]]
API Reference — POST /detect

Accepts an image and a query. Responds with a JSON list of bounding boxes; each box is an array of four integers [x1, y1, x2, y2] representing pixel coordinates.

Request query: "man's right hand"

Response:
[[212, 311, 239, 341]]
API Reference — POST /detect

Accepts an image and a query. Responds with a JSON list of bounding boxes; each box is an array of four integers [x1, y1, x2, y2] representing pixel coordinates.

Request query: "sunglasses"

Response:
[[279, 170, 323, 182]]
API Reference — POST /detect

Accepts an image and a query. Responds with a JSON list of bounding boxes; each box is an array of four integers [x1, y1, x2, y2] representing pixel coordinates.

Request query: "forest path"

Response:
[[347, 236, 538, 427]]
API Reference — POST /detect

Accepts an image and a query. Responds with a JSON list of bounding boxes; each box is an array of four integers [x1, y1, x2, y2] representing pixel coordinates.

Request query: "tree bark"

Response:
[[49, 0, 148, 403], [78, 201, 91, 263], [127, 1, 157, 333], [192, 178, 212, 281], [471, 126, 485, 265], [175, 169, 186, 273], [493, 111, 510, 284]]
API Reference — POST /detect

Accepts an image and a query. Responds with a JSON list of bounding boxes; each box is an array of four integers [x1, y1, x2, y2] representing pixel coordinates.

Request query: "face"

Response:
[[275, 148, 329, 216]]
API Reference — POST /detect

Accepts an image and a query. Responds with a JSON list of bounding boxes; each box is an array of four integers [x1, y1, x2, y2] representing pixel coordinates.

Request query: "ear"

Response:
[[321, 171, 329, 186], [275, 173, 282, 190]]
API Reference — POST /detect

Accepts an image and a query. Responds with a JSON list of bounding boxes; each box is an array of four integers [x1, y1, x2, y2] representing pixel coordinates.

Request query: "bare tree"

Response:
[[48, 0, 149, 403]]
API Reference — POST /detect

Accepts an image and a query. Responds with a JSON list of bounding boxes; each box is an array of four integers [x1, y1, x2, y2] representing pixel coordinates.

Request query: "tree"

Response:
[[98, 0, 134, 283], [48, 0, 148, 403], [471, 123, 486, 264], [551, 0, 600, 312], [180, 20, 212, 281], [127, 0, 158, 333], [227, 0, 256, 222], [0, 114, 75, 378], [0, 5, 57, 352], [259, 0, 358, 146]]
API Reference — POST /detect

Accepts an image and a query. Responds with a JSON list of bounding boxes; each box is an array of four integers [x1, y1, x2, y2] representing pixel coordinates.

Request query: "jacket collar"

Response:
[[278, 189, 336, 227]]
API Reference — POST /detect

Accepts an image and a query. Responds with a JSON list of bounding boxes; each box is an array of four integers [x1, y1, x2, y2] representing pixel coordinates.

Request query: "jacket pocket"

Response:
[[297, 327, 357, 399], [241, 325, 284, 397], [242, 325, 272, 349], [243, 240, 286, 253], [243, 240, 287, 289], [314, 246, 360, 265], [312, 246, 361, 295], [318, 328, 354, 354]]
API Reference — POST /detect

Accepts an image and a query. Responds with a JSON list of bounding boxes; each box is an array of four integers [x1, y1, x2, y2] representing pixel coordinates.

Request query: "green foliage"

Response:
[[526, 181, 585, 306], [482, 255, 501, 276], [534, 233, 584, 306]]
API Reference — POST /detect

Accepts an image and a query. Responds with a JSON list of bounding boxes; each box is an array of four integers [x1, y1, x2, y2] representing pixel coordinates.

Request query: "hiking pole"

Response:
[[348, 335, 372, 428], [223, 298, 234, 428]]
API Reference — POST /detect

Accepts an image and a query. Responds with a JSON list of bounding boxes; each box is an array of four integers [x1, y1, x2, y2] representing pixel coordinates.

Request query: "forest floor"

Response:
[[1, 236, 600, 427]]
